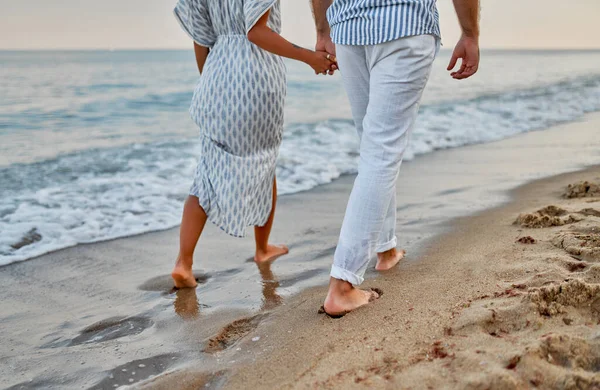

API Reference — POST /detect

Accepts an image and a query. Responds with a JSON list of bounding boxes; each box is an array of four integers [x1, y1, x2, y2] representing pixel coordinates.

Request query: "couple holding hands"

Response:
[[171, 0, 480, 317]]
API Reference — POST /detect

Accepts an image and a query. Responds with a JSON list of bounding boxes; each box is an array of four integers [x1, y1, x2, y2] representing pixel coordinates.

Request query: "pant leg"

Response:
[[376, 191, 397, 253], [335, 45, 396, 255], [336, 45, 370, 140], [331, 35, 437, 286]]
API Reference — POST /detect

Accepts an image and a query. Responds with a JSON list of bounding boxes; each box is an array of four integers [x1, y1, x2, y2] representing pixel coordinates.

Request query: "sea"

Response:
[[1, 49, 600, 266]]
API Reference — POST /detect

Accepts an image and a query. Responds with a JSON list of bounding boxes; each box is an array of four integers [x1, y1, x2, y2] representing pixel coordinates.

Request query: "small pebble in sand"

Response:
[[138, 364, 146, 368], [129, 378, 134, 383], [122, 369, 127, 372], [113, 385, 118, 388], [252, 336, 261, 342], [131, 371, 135, 375], [109, 374, 114, 379], [517, 236, 536, 244], [236, 347, 242, 351]]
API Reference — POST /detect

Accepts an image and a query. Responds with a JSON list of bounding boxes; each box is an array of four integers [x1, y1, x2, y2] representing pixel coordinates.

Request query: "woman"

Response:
[[172, 0, 336, 288]]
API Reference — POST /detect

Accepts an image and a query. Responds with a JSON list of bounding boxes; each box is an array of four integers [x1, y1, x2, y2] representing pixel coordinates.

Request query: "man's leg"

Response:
[[334, 44, 401, 270], [325, 35, 437, 315]]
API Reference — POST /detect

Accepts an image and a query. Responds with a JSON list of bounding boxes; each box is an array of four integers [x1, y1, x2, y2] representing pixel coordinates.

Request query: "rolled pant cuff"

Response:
[[376, 236, 397, 254], [330, 264, 364, 286]]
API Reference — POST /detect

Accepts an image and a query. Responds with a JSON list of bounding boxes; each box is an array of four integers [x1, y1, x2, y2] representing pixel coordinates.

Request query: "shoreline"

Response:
[[1, 114, 599, 389], [4, 110, 598, 269]]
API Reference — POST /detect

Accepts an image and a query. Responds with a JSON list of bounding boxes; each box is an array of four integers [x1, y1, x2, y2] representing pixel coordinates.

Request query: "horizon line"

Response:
[[1, 46, 600, 52]]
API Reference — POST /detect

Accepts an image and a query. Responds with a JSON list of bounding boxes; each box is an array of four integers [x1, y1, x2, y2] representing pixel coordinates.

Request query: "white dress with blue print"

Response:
[[174, 0, 286, 237]]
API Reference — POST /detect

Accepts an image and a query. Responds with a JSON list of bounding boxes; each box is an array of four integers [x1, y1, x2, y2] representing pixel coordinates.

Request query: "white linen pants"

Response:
[[331, 35, 437, 286]]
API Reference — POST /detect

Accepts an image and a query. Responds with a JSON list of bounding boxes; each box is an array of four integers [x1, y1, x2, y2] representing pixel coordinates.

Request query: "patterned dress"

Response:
[[174, 0, 286, 237]]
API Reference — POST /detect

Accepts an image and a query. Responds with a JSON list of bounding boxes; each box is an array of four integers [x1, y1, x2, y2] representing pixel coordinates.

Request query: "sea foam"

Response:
[[1, 73, 600, 266]]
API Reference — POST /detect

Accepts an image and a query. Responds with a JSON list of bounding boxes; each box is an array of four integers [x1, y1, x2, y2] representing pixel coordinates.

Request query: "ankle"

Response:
[[329, 278, 355, 296], [255, 246, 268, 255], [175, 255, 194, 269], [378, 247, 396, 258]]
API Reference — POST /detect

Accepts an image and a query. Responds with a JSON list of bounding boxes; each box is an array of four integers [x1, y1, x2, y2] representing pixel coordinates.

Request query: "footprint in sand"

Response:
[[578, 208, 600, 218], [561, 258, 588, 273], [515, 205, 582, 228], [582, 264, 600, 284], [552, 227, 600, 262], [203, 314, 265, 354], [88, 354, 179, 389], [68, 316, 153, 346], [517, 334, 600, 386]]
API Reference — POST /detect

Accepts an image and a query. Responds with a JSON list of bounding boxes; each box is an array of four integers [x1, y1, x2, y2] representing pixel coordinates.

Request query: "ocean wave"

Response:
[[1, 74, 600, 266]]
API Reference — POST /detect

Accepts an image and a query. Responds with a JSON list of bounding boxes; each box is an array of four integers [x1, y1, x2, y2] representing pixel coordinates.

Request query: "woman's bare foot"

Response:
[[375, 248, 406, 271], [171, 257, 198, 289], [254, 244, 289, 263], [322, 278, 381, 317]]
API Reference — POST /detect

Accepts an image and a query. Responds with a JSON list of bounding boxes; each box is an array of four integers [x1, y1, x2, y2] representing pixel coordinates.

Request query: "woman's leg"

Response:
[[254, 177, 289, 263], [172, 195, 208, 288]]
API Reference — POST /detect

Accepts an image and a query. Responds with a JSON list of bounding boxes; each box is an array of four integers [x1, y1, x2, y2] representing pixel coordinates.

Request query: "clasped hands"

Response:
[[311, 37, 338, 76]]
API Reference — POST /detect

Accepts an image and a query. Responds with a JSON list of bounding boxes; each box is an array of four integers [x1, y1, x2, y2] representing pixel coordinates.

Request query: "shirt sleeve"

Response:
[[244, 0, 277, 34], [174, 0, 217, 48]]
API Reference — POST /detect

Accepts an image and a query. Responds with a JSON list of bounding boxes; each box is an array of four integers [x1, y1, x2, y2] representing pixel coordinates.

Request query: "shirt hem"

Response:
[[331, 30, 442, 46]]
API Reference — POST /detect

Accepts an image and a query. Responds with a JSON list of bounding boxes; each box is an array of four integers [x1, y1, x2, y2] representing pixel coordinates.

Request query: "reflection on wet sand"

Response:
[[172, 261, 282, 319], [174, 288, 200, 319], [256, 261, 282, 311]]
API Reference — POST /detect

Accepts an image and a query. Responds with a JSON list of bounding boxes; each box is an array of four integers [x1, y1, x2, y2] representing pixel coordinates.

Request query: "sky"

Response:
[[0, 0, 599, 50]]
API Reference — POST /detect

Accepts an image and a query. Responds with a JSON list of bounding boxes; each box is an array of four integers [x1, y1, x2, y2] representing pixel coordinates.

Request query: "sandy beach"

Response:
[[2, 113, 600, 390], [222, 159, 600, 389]]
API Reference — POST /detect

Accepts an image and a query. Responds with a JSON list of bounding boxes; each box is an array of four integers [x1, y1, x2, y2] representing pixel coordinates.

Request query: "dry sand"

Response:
[[215, 168, 600, 390]]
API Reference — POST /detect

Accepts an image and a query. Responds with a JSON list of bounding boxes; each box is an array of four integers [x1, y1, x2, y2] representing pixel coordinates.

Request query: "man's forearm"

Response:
[[452, 0, 480, 39], [311, 0, 333, 37]]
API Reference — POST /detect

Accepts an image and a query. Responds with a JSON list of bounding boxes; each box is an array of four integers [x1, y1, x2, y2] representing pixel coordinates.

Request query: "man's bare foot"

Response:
[[375, 248, 406, 271], [254, 244, 289, 263], [322, 278, 381, 318], [171, 257, 198, 289]]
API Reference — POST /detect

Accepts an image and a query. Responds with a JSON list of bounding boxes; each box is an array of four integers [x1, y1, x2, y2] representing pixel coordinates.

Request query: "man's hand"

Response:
[[447, 34, 479, 80], [316, 36, 338, 75]]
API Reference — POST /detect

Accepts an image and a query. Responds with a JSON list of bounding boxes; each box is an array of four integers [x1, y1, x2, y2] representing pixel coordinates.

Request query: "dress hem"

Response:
[[189, 172, 275, 239]]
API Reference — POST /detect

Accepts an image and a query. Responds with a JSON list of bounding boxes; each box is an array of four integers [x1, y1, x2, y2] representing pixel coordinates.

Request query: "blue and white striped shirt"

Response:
[[327, 0, 441, 46]]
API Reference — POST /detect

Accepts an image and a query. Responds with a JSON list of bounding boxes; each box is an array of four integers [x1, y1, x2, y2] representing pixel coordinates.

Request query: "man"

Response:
[[311, 0, 480, 316]]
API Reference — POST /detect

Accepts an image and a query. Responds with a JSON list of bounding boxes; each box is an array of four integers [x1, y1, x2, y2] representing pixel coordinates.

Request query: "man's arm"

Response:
[[311, 0, 333, 39], [447, 0, 480, 80], [311, 0, 337, 74]]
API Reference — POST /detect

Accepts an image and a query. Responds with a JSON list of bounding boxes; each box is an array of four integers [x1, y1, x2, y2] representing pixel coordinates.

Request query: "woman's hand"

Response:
[[308, 51, 337, 75]]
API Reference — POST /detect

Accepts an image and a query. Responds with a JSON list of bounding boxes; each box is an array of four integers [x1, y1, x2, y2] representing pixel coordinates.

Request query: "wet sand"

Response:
[[1, 114, 600, 389]]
